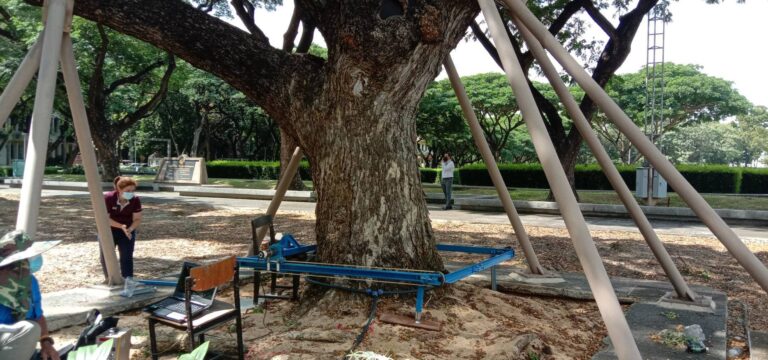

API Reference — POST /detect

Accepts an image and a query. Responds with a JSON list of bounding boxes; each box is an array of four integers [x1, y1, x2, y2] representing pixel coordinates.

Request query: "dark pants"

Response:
[[100, 228, 136, 279], [441, 177, 453, 208]]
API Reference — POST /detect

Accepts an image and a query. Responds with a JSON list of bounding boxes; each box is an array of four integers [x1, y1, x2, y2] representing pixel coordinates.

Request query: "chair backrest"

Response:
[[251, 214, 276, 243], [189, 256, 236, 292]]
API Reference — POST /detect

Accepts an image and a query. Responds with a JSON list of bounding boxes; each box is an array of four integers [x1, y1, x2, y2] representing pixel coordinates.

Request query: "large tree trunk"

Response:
[[307, 69, 443, 269], [91, 130, 120, 181]]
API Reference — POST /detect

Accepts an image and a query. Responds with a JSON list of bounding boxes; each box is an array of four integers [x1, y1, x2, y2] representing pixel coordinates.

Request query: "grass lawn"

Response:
[[38, 174, 766, 210], [423, 184, 768, 211]]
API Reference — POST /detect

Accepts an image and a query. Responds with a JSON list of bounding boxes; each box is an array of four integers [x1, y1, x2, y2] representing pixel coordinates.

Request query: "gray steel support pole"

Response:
[[61, 33, 123, 285], [505, 0, 768, 294], [0, 35, 43, 128], [512, 17, 696, 301], [248, 146, 304, 255], [443, 56, 543, 275], [15, 0, 66, 238], [478, 0, 642, 358]]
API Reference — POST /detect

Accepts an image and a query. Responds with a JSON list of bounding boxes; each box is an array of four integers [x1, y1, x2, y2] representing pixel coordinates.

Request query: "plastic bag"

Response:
[[684, 324, 707, 353], [120, 277, 137, 298]]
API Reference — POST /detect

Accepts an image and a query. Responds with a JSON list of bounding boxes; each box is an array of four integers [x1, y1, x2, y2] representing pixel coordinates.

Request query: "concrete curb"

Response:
[[454, 197, 768, 225], [174, 185, 315, 202]]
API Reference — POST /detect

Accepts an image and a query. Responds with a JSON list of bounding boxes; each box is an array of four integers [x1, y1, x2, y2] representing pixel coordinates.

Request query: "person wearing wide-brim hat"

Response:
[[0, 230, 61, 360]]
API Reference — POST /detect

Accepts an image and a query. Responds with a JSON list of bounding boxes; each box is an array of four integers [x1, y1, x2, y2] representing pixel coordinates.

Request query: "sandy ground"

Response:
[[0, 193, 765, 359]]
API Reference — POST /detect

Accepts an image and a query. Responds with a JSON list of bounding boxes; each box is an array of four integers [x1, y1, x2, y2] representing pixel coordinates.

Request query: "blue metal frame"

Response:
[[443, 248, 514, 284], [238, 257, 445, 286], [139, 235, 515, 323]]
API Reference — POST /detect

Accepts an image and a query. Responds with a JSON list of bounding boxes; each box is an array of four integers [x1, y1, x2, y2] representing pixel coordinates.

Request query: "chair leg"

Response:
[[187, 327, 196, 353], [235, 312, 244, 360], [270, 273, 277, 293], [292, 275, 300, 301], [198, 333, 205, 345], [254, 271, 261, 301], [148, 318, 159, 360]]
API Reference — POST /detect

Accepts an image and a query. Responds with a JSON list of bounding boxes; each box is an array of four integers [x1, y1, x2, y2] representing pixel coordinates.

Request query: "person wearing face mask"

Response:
[[101, 176, 143, 282], [440, 153, 455, 210], [0, 230, 60, 360]]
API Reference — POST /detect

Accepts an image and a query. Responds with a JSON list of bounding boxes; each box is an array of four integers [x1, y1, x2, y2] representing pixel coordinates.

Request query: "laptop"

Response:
[[143, 262, 217, 323]]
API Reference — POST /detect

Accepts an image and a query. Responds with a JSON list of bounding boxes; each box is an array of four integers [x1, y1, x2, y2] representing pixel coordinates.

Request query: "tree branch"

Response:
[[295, 20, 315, 53], [117, 54, 176, 131], [87, 24, 109, 114], [567, 0, 659, 157], [23, 0, 318, 118], [547, 0, 585, 36], [582, 0, 618, 43], [470, 21, 501, 68], [104, 59, 164, 95], [231, 0, 269, 43], [282, 3, 302, 52]]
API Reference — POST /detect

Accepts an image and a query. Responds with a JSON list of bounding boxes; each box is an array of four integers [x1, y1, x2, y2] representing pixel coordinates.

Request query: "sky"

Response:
[[240, 1, 767, 107]]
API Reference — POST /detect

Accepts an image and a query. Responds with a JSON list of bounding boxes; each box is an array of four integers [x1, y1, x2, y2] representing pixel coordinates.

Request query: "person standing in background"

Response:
[[441, 153, 455, 210]]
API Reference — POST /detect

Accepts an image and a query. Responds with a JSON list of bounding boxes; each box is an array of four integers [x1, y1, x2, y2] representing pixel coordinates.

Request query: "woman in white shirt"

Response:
[[441, 153, 455, 210]]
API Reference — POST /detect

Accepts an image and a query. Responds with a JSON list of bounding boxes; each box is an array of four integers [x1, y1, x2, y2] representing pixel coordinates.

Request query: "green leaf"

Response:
[[67, 339, 114, 360], [178, 341, 210, 360]]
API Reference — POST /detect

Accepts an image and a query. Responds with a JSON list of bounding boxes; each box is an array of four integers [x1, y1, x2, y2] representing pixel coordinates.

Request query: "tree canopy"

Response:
[[594, 63, 751, 163]]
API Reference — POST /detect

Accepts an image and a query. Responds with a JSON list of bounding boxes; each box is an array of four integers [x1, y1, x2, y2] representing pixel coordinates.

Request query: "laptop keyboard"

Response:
[[155, 297, 205, 314]]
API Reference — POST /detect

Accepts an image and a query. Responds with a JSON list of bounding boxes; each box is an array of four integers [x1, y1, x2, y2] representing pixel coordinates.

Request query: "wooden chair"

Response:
[[147, 256, 244, 360], [251, 215, 300, 301]]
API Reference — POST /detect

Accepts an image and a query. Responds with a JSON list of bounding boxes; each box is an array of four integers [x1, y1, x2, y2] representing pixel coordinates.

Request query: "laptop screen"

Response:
[[173, 262, 216, 304]]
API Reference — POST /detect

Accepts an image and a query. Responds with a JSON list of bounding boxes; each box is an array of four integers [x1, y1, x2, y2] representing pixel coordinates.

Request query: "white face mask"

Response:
[[122, 192, 135, 200]]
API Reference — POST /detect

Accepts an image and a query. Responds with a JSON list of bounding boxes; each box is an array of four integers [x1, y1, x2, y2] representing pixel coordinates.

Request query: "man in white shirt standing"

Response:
[[440, 153, 455, 210]]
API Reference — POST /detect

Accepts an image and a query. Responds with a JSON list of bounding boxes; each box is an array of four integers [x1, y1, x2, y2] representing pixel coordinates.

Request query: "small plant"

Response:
[[650, 326, 692, 349], [697, 270, 712, 281], [528, 351, 540, 360], [661, 311, 679, 320]]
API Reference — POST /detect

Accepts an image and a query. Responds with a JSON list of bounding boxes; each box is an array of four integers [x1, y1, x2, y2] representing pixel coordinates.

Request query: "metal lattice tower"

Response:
[[644, 3, 667, 149], [642, 3, 668, 204]]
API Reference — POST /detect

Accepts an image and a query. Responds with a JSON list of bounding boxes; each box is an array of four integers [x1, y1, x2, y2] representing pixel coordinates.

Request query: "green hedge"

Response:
[[200, 160, 766, 194], [206, 160, 312, 180], [458, 163, 762, 194], [420, 168, 440, 184], [459, 163, 548, 188], [672, 165, 742, 194], [0, 166, 10, 177], [574, 164, 636, 191], [741, 168, 768, 194]]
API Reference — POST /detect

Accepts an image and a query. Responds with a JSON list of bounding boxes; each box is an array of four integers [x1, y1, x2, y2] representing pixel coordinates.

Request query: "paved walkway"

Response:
[[2, 186, 764, 243]]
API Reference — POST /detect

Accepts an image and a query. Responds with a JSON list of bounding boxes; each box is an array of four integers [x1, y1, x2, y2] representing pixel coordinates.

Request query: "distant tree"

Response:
[[417, 73, 555, 164], [73, 22, 175, 180], [135, 65, 279, 161], [660, 122, 740, 164], [732, 106, 768, 166], [416, 80, 479, 167], [594, 63, 751, 164]]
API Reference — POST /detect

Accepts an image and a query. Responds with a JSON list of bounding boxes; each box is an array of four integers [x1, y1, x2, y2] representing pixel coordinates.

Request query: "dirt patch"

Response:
[[0, 192, 765, 359]]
